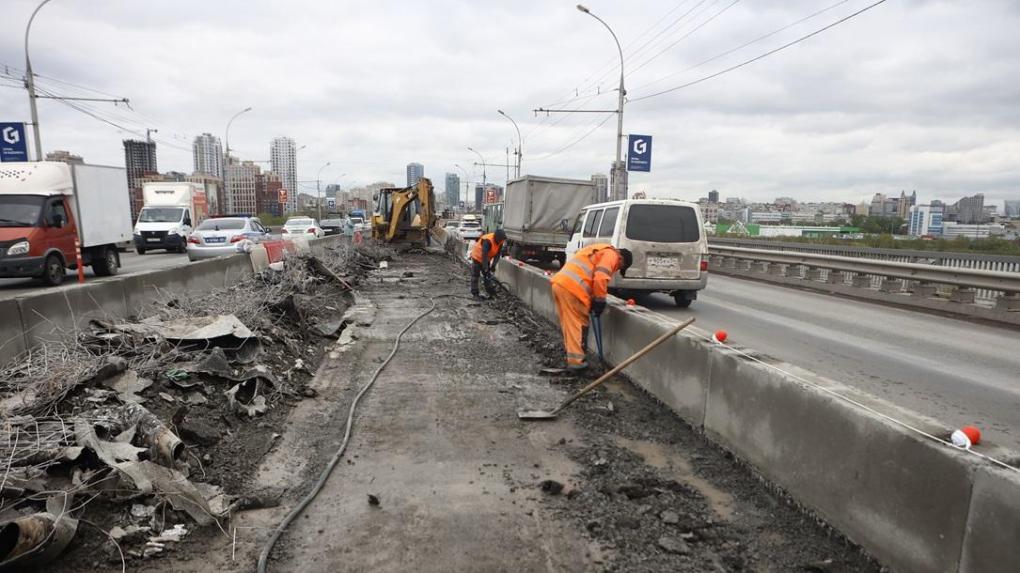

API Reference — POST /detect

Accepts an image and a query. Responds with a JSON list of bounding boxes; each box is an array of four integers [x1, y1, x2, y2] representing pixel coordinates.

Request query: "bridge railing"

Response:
[[708, 238, 1020, 303], [707, 244, 1020, 311]]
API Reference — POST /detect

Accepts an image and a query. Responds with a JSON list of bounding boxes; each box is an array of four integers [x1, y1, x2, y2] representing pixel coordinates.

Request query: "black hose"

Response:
[[256, 297, 438, 572]]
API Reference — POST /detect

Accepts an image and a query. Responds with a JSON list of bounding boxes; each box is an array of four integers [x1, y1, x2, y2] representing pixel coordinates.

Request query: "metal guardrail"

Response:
[[708, 245, 1020, 296]]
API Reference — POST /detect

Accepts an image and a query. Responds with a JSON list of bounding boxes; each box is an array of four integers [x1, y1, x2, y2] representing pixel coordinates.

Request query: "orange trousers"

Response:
[[552, 283, 589, 367]]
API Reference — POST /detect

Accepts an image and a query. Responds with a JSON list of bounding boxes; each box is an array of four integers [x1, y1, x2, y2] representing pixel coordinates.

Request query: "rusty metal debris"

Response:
[[0, 494, 78, 570]]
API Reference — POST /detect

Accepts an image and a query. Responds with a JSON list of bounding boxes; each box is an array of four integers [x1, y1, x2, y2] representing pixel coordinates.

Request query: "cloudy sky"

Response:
[[2, 0, 1018, 206]]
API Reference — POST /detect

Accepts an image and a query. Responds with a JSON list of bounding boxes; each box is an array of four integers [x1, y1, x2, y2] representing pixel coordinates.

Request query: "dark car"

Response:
[[320, 218, 344, 236]]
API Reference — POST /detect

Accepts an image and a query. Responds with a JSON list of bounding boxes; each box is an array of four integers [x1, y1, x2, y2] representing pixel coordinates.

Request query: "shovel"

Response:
[[518, 317, 695, 421]]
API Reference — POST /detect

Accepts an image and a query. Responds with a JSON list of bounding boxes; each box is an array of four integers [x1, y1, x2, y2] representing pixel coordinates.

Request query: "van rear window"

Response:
[[625, 205, 699, 243]]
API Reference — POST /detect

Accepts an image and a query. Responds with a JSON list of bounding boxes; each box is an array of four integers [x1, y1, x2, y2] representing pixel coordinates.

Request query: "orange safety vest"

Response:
[[550, 243, 622, 306], [471, 233, 504, 264]]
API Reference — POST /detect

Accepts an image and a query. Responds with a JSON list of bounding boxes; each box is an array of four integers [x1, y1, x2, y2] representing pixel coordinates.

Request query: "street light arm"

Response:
[[581, 11, 624, 93], [498, 110, 523, 177]]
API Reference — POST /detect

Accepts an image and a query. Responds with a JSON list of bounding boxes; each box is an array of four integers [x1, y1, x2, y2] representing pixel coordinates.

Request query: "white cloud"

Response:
[[1, 0, 1018, 205]]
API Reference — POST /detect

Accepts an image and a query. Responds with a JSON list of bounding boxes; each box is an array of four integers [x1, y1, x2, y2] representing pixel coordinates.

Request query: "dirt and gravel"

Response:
[[7, 243, 886, 572]]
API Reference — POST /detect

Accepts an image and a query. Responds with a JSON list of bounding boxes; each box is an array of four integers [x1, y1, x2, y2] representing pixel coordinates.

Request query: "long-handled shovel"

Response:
[[518, 317, 695, 421]]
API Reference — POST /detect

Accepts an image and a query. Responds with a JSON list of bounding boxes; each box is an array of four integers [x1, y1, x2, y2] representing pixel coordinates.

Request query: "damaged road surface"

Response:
[[30, 248, 880, 572]]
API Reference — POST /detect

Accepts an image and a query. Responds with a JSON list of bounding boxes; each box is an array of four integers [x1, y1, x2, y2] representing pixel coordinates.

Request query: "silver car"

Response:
[[186, 217, 271, 261]]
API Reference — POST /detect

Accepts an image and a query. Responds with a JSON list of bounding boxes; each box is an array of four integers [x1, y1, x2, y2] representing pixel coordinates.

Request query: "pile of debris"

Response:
[[0, 242, 388, 570]]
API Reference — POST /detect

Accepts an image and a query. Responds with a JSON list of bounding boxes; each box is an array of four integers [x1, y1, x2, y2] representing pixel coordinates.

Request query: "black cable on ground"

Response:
[[256, 297, 438, 573]]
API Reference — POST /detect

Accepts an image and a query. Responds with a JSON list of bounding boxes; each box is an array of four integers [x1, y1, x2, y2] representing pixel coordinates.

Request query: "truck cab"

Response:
[[0, 193, 79, 285], [134, 182, 207, 254]]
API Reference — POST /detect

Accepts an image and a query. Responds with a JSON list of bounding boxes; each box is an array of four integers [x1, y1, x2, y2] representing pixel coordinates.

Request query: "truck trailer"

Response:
[[134, 182, 209, 254], [501, 175, 596, 265], [0, 161, 133, 286]]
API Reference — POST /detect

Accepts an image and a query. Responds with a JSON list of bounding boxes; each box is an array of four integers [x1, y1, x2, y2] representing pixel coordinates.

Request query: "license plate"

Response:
[[146, 238, 160, 243], [647, 255, 679, 269], [206, 237, 225, 244]]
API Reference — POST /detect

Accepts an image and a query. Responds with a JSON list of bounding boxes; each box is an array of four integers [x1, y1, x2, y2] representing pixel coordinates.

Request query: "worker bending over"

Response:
[[550, 244, 632, 370], [470, 229, 507, 298]]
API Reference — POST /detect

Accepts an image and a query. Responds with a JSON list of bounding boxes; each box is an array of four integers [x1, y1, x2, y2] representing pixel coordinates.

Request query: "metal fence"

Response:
[[709, 238, 1020, 302]]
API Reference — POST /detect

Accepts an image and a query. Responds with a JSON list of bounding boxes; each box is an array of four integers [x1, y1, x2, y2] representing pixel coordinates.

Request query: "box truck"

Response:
[[502, 175, 596, 265], [0, 161, 133, 286], [134, 182, 209, 254]]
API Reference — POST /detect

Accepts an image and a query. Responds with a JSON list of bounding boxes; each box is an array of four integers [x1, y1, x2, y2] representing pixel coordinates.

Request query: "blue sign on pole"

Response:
[[626, 134, 652, 172], [0, 123, 29, 162]]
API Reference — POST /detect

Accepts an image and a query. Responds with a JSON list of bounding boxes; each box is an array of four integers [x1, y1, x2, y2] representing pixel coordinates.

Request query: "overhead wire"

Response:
[[626, 0, 742, 78], [629, 0, 890, 103], [631, 0, 853, 93]]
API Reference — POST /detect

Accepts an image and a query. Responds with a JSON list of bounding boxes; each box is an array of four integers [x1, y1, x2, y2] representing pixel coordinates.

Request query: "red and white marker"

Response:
[[951, 426, 982, 449], [626, 298, 636, 307], [712, 330, 728, 344]]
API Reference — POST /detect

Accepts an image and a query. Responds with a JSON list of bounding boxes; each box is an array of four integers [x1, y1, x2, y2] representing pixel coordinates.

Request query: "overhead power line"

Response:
[[629, 0, 890, 103]]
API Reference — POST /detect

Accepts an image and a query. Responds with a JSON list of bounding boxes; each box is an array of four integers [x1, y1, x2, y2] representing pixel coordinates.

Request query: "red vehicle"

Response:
[[0, 162, 133, 286]]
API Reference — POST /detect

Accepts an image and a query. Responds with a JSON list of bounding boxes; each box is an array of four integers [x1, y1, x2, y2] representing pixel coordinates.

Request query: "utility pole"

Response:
[[535, 5, 627, 201], [146, 128, 158, 143], [24, 0, 52, 161], [497, 109, 522, 178], [316, 161, 331, 222], [454, 163, 470, 213]]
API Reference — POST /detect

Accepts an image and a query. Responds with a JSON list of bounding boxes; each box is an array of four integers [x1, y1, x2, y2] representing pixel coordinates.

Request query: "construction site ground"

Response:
[[55, 249, 880, 572]]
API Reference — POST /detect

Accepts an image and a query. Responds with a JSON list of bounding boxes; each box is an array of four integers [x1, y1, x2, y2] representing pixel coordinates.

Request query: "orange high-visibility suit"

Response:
[[549, 244, 624, 367]]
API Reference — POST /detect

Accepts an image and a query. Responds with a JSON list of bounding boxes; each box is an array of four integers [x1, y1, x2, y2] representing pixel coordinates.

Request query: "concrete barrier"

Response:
[[493, 257, 1020, 573], [18, 280, 128, 347], [0, 300, 27, 366]]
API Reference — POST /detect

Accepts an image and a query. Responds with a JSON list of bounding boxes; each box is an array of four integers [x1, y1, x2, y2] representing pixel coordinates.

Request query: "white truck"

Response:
[[0, 161, 132, 286], [134, 182, 208, 254]]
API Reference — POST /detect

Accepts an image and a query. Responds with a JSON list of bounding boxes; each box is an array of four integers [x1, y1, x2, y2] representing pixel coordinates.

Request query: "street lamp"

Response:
[[467, 147, 487, 186], [222, 106, 251, 213], [316, 161, 331, 222], [577, 4, 626, 201], [497, 110, 522, 178], [454, 163, 470, 213], [24, 0, 53, 161]]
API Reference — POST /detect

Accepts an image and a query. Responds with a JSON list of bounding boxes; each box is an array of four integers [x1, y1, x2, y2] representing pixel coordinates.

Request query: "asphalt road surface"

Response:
[[0, 250, 189, 300], [643, 273, 1020, 452]]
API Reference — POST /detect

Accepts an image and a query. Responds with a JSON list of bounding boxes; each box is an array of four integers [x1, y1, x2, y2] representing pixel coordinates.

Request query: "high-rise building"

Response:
[[591, 174, 608, 203], [445, 173, 460, 208], [270, 137, 298, 212], [954, 193, 987, 224], [473, 183, 484, 211], [1005, 200, 1020, 219], [226, 161, 260, 215], [256, 171, 283, 216], [897, 190, 917, 219], [407, 163, 424, 187], [193, 133, 223, 180], [45, 150, 84, 164], [708, 189, 720, 203], [908, 204, 944, 237], [123, 139, 157, 191]]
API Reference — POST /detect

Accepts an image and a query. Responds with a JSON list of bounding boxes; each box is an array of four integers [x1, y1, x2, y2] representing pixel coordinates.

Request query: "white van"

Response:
[[566, 199, 708, 307]]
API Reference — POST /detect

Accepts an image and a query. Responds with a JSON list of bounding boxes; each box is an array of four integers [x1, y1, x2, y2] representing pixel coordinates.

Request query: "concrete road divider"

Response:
[[488, 249, 1020, 573], [0, 235, 345, 366]]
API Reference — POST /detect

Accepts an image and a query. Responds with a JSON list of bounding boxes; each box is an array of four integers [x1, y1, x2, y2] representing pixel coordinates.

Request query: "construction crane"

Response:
[[371, 177, 437, 247]]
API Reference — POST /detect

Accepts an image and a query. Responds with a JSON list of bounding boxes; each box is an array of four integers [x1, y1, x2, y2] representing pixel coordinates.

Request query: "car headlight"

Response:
[[7, 240, 30, 256]]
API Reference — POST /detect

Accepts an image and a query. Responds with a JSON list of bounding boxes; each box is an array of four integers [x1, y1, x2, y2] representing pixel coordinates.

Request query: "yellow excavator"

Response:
[[370, 177, 437, 247]]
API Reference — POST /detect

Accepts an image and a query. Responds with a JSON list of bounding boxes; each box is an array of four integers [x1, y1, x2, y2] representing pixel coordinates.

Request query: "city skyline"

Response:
[[2, 1, 1018, 205]]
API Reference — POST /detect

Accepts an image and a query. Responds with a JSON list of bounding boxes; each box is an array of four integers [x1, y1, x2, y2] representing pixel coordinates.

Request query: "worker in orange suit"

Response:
[[470, 229, 507, 298], [550, 244, 632, 370]]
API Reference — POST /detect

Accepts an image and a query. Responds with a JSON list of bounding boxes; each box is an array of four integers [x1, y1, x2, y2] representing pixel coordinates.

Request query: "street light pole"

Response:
[[497, 109, 522, 178], [316, 161, 331, 222], [24, 0, 53, 161], [577, 4, 626, 201], [223, 107, 251, 213], [467, 147, 486, 186]]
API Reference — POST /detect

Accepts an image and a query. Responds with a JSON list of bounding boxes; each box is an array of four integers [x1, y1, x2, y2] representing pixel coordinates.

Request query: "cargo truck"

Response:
[[134, 182, 208, 254], [0, 161, 133, 286], [501, 175, 596, 265]]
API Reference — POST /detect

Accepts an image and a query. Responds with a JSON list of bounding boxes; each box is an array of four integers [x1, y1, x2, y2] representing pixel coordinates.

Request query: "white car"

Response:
[[282, 217, 325, 238], [186, 216, 271, 261], [457, 221, 482, 241]]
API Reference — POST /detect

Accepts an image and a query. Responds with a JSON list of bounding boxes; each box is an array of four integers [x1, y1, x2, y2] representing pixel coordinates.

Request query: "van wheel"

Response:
[[40, 254, 66, 286], [135, 247, 147, 255], [555, 253, 566, 267], [673, 294, 693, 308], [92, 247, 119, 277]]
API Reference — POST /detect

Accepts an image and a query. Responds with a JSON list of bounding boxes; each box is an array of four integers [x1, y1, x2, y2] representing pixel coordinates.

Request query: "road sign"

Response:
[[626, 134, 652, 172], [278, 189, 288, 204], [0, 123, 28, 162]]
